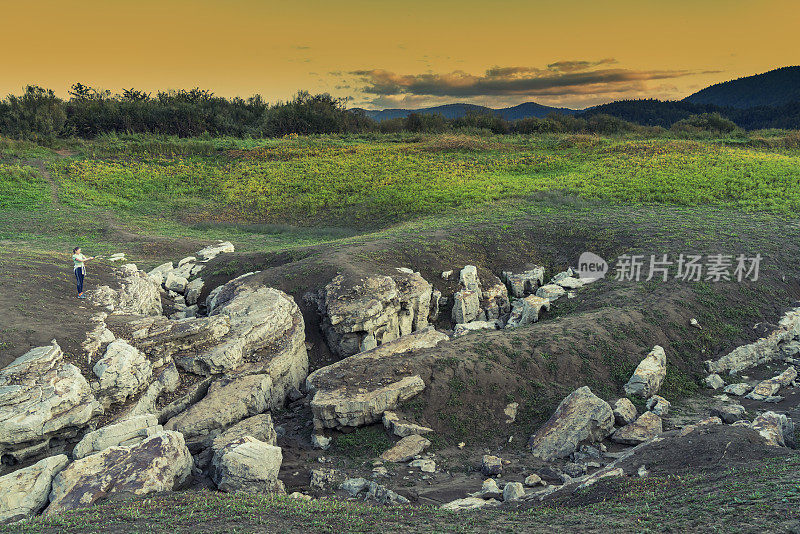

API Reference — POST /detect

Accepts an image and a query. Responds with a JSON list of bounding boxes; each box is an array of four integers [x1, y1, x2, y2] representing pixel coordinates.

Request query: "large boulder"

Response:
[[481, 282, 511, 321], [45, 431, 192, 515], [451, 289, 481, 324], [72, 415, 163, 459], [91, 264, 162, 316], [613, 398, 638, 426], [623, 346, 667, 399], [306, 327, 446, 429], [92, 340, 153, 408], [318, 272, 433, 358], [164, 374, 274, 440], [0, 342, 100, 464], [705, 307, 800, 374], [178, 274, 308, 384], [528, 386, 614, 461], [211, 436, 283, 494], [747, 366, 797, 400], [0, 455, 69, 523]]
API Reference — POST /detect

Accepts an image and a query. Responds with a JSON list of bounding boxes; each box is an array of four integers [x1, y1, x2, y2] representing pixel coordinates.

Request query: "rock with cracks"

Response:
[[306, 327, 446, 429], [72, 414, 163, 459], [45, 431, 192, 515], [529, 386, 614, 461], [317, 272, 433, 358], [612, 412, 663, 445], [211, 436, 284, 494], [0, 341, 100, 465], [0, 455, 69, 523]]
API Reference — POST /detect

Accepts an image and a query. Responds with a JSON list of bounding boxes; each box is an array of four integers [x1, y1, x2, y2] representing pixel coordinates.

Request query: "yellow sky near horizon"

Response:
[[1, 0, 797, 109]]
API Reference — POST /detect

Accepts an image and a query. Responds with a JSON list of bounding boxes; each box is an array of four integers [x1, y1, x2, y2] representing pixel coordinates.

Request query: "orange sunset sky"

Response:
[[2, 0, 798, 110]]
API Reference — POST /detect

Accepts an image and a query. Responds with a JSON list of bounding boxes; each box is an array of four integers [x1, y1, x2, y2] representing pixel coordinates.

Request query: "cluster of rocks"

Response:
[[449, 266, 584, 336], [0, 242, 313, 523], [146, 241, 234, 319]]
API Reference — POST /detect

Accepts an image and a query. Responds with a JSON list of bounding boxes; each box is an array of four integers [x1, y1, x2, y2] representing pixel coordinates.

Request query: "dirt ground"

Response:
[[0, 249, 117, 369]]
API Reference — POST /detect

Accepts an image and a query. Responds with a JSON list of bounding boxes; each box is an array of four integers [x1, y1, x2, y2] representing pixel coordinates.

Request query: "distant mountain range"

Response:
[[354, 102, 578, 122], [354, 66, 800, 129], [683, 66, 800, 108]]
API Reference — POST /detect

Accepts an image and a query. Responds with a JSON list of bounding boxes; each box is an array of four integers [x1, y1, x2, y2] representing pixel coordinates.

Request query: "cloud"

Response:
[[345, 60, 719, 108]]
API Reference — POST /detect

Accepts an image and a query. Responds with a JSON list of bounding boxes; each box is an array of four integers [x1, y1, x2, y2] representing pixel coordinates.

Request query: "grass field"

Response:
[[2, 454, 798, 533]]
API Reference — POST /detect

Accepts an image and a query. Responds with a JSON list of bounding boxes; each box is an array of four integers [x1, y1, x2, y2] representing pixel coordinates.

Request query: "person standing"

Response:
[[72, 247, 95, 298]]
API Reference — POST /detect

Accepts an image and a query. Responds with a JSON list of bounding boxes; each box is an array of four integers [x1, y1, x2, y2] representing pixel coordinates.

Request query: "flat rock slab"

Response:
[[73, 414, 163, 459], [612, 412, 663, 445], [380, 435, 431, 463], [307, 327, 446, 429]]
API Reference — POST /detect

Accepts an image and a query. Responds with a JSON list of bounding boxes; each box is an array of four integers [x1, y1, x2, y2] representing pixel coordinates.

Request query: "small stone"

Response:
[[409, 459, 436, 473], [637, 465, 649, 477], [690, 318, 702, 329], [441, 270, 453, 280], [704, 374, 725, 390], [473, 478, 502, 499], [503, 482, 525, 502], [504, 402, 519, 424], [710, 404, 746, 424], [646, 395, 670, 417], [523, 474, 543, 487], [723, 383, 752, 396], [482, 455, 503, 476], [311, 433, 331, 450], [288, 492, 312, 501], [613, 398, 637, 426]]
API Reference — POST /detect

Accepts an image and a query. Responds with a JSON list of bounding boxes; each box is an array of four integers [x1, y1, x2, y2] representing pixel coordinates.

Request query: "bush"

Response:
[[671, 112, 740, 135]]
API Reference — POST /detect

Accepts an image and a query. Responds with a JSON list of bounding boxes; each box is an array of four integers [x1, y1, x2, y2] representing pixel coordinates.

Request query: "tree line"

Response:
[[0, 84, 794, 142]]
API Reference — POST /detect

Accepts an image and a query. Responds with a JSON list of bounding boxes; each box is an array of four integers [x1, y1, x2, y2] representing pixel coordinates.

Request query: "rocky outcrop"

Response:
[[705, 307, 800, 374], [306, 327, 445, 429], [0, 341, 100, 465], [72, 415, 163, 459], [92, 340, 152, 408], [505, 295, 550, 328], [45, 431, 192, 515], [623, 346, 667, 399], [178, 274, 308, 382], [0, 455, 69, 523], [91, 264, 162, 316], [529, 387, 614, 461], [164, 374, 274, 440], [318, 271, 433, 358], [501, 267, 545, 298], [311, 375, 425, 430], [611, 412, 662, 445], [197, 241, 235, 261], [452, 289, 481, 324], [211, 436, 283, 494]]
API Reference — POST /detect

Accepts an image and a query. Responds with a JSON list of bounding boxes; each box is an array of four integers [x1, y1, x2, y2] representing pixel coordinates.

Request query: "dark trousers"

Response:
[[74, 267, 85, 294]]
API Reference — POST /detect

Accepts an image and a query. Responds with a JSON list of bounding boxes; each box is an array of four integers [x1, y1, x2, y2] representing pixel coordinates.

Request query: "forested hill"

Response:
[[683, 66, 800, 108]]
